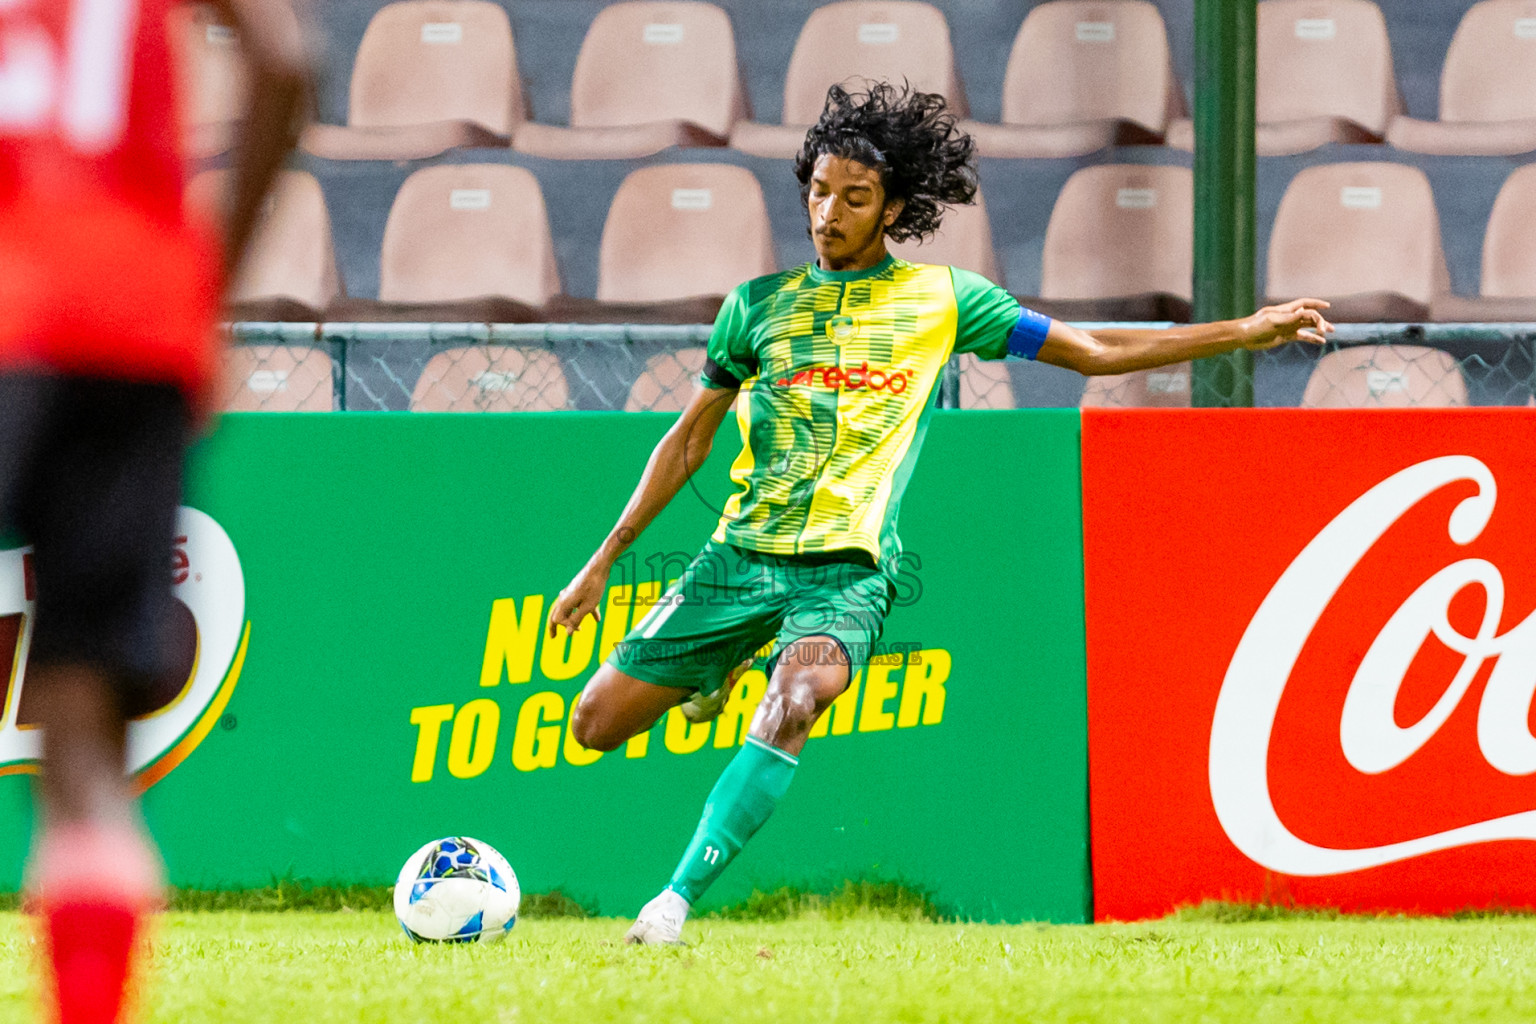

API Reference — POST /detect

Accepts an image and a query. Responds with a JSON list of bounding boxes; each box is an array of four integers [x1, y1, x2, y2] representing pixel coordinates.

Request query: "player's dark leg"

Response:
[[11, 377, 187, 1024], [32, 665, 133, 824], [570, 662, 692, 751], [573, 654, 760, 751], [24, 379, 185, 830], [662, 636, 848, 905], [625, 636, 850, 944]]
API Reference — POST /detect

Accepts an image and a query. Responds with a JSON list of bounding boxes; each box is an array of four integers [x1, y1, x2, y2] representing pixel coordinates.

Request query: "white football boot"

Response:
[[679, 657, 754, 724], [625, 888, 691, 945]]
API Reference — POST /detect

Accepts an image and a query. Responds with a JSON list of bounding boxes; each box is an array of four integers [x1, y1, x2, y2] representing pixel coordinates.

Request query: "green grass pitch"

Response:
[[4, 906, 1536, 1022]]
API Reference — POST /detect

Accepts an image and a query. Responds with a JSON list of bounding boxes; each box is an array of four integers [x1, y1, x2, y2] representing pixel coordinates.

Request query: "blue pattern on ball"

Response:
[[415, 838, 490, 884]]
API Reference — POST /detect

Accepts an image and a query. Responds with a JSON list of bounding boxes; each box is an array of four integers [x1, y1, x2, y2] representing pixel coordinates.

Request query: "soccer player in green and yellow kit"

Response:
[[548, 83, 1334, 944]]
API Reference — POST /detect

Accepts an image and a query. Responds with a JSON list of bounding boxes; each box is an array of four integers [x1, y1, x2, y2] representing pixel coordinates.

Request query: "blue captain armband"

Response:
[[1006, 307, 1053, 361]]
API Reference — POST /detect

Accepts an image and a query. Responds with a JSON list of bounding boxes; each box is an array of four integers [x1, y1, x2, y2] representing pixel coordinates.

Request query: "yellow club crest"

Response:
[[826, 315, 857, 342]]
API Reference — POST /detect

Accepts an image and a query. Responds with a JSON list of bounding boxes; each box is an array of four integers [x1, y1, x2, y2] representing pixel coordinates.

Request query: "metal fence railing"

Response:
[[1057, 324, 1536, 411], [222, 322, 1536, 413]]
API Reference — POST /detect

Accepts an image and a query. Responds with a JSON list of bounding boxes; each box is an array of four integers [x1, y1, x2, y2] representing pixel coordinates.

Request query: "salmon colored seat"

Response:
[[965, 1, 1184, 159], [957, 354, 1015, 409], [1432, 164, 1536, 321], [170, 4, 246, 159], [187, 170, 343, 322], [514, 2, 747, 160], [1299, 346, 1468, 408], [222, 346, 335, 411], [730, 2, 965, 158], [545, 164, 776, 326], [1080, 365, 1192, 408], [411, 346, 569, 411], [302, 1, 523, 161], [1267, 163, 1448, 323], [625, 349, 706, 412], [1389, 0, 1536, 156], [1168, 0, 1401, 155], [330, 165, 559, 322], [1021, 164, 1193, 323]]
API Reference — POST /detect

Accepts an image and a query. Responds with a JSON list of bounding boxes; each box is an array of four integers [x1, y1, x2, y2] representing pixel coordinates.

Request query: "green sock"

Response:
[[668, 736, 798, 904]]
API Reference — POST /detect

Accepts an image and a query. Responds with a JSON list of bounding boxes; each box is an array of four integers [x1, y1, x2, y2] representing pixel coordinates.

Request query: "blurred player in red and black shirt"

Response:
[[0, 1, 306, 1020]]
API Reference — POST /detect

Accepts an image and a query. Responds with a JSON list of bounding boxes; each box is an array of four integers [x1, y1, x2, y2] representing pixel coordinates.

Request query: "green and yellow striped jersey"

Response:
[[699, 254, 1050, 576]]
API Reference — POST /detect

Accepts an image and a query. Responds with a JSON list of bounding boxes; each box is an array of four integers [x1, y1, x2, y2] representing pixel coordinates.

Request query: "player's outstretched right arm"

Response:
[[1035, 299, 1334, 376], [547, 386, 739, 637]]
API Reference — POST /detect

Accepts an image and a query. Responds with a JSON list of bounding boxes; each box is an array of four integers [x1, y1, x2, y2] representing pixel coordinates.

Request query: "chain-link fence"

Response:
[[224, 323, 715, 413], [223, 322, 1536, 413], [955, 323, 1536, 410]]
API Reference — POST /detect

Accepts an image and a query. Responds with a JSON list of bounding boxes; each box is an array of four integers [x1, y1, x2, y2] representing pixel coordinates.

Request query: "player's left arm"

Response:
[[1034, 299, 1335, 376], [204, 0, 311, 280]]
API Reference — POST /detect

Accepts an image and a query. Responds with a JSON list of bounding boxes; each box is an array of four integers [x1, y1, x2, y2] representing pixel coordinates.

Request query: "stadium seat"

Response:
[[551, 164, 774, 322], [1432, 163, 1536, 321], [1167, 0, 1401, 155], [302, 0, 522, 161], [1080, 365, 1193, 408], [222, 346, 336, 412], [1266, 163, 1449, 322], [964, 1, 1185, 159], [1389, 0, 1536, 155], [336, 165, 559, 322], [957, 354, 1015, 409], [626, 349, 706, 411], [1299, 345, 1468, 407], [513, 2, 748, 160], [887, 187, 1001, 283], [1027, 164, 1193, 323], [730, 1, 966, 158], [171, 4, 246, 159], [187, 170, 343, 322], [410, 346, 570, 411]]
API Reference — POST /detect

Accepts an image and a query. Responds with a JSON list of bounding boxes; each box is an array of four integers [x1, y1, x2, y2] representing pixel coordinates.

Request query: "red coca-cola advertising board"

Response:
[[1083, 409, 1536, 921]]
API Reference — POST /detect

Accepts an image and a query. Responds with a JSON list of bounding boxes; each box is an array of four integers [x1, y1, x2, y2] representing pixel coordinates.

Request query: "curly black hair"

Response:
[[794, 82, 978, 244]]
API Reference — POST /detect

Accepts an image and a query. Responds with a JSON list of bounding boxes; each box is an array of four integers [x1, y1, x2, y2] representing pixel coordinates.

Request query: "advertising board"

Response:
[[1084, 409, 1536, 919], [0, 411, 1091, 923]]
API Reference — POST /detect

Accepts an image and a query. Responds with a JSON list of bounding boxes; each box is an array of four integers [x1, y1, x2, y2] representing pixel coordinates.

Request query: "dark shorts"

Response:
[[0, 373, 189, 711], [607, 540, 893, 695]]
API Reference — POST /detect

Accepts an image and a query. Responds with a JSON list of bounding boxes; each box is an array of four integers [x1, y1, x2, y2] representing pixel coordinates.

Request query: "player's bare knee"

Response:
[[778, 638, 850, 707], [759, 662, 836, 734], [570, 693, 624, 752]]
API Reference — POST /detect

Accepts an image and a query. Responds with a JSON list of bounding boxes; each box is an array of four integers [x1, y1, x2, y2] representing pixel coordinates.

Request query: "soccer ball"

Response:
[[393, 836, 521, 944]]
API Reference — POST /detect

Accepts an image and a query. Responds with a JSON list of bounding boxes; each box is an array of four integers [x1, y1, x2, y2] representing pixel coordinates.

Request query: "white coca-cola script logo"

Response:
[[1210, 455, 1536, 876]]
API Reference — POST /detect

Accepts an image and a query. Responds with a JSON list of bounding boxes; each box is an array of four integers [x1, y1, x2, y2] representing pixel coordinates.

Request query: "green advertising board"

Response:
[[0, 411, 1089, 922]]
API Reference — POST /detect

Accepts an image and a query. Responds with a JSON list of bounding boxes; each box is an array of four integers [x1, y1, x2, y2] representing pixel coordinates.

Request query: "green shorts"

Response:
[[608, 540, 893, 696]]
